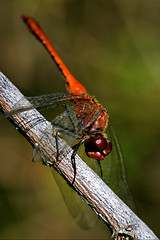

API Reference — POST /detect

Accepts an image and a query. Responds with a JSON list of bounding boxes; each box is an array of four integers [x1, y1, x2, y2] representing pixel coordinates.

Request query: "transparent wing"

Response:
[[33, 143, 98, 229], [7, 92, 77, 116], [101, 123, 137, 213], [7, 92, 101, 138], [51, 168, 98, 229]]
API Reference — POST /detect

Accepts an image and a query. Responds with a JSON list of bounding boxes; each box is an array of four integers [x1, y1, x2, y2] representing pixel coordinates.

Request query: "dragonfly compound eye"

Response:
[[84, 136, 112, 161]]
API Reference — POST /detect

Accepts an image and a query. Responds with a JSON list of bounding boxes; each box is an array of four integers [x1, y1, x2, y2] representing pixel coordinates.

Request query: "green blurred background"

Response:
[[0, 0, 160, 239]]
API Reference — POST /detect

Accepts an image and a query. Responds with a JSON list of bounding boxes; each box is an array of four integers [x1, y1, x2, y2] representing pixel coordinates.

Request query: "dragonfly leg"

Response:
[[97, 160, 108, 185], [26, 116, 47, 130], [62, 103, 76, 130], [54, 129, 69, 162], [13, 115, 46, 133], [52, 122, 80, 138], [50, 103, 76, 130], [52, 121, 76, 134], [71, 140, 84, 184], [55, 130, 59, 162], [53, 128, 83, 184], [53, 128, 80, 160]]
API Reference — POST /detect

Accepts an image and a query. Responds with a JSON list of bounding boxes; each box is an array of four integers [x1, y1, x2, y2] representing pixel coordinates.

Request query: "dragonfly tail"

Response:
[[21, 15, 86, 96]]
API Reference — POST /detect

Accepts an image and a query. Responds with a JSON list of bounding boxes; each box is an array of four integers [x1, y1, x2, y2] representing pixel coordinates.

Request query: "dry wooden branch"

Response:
[[0, 72, 158, 239]]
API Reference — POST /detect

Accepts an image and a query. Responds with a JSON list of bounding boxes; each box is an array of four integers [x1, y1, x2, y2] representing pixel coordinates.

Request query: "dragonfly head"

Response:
[[84, 134, 112, 161]]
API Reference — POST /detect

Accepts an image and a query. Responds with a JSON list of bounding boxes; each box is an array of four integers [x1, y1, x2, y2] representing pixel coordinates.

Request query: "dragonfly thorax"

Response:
[[89, 109, 109, 133]]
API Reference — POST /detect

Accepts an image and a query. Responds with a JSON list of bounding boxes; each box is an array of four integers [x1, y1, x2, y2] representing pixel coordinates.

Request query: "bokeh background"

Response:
[[0, 0, 160, 239]]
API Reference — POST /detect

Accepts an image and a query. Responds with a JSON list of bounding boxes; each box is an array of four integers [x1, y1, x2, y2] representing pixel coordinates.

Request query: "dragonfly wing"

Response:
[[51, 168, 98, 229], [7, 92, 76, 116], [102, 124, 137, 213], [33, 144, 97, 229], [7, 93, 102, 144]]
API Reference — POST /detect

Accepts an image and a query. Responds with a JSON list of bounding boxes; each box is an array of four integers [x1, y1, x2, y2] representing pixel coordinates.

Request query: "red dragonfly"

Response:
[[13, 15, 112, 182], [9, 15, 136, 215]]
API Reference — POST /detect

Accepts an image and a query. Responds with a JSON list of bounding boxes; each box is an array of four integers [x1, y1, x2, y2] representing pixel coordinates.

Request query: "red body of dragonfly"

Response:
[[20, 15, 112, 180]]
